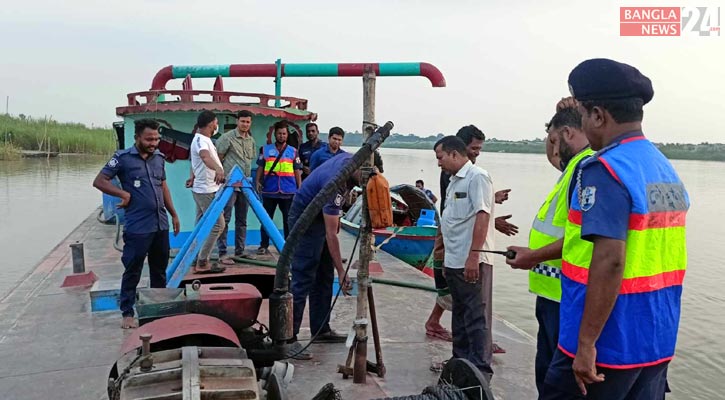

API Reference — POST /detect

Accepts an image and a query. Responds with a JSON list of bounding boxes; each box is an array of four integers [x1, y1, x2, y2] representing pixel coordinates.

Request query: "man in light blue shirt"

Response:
[[435, 135, 496, 379]]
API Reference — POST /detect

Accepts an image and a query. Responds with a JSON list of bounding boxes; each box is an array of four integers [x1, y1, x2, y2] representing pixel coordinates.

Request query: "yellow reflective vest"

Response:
[[528, 148, 594, 302]]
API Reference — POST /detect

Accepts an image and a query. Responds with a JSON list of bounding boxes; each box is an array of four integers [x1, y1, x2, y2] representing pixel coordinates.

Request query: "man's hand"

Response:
[[337, 268, 353, 295], [185, 177, 194, 188], [464, 254, 479, 283], [302, 166, 311, 176], [214, 167, 225, 185], [573, 343, 605, 396], [171, 214, 180, 235], [505, 245, 538, 270], [495, 189, 511, 204], [557, 96, 578, 111], [117, 191, 131, 208], [495, 215, 519, 236]]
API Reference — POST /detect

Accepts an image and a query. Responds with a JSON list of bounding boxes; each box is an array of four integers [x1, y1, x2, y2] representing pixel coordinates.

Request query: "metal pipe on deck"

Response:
[[69, 242, 85, 274]]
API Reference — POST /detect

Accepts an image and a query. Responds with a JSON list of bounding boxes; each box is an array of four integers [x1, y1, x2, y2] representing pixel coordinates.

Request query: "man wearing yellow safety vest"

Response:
[[255, 120, 302, 255], [506, 101, 593, 396], [541, 59, 689, 399]]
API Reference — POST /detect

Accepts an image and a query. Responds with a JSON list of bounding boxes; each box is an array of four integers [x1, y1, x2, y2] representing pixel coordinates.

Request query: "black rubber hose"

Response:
[[273, 121, 394, 292]]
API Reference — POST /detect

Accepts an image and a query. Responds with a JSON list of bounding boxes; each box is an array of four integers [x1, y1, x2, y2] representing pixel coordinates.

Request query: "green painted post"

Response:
[[275, 58, 282, 107]]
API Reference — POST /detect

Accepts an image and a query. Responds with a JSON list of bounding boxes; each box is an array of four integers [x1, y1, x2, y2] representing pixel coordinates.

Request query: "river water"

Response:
[[0, 149, 722, 399]]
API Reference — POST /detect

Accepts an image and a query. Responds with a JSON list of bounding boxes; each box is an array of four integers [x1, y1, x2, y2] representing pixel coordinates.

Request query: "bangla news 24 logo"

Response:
[[620, 7, 721, 36]]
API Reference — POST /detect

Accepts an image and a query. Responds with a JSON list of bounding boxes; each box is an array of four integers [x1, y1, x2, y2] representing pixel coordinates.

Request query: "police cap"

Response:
[[568, 58, 654, 105]]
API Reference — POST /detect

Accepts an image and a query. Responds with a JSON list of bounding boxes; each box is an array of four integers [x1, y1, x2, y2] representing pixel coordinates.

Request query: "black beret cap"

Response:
[[568, 58, 654, 105]]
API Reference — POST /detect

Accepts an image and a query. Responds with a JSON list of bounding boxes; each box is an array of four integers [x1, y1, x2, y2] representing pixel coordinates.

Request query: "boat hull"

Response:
[[341, 222, 436, 268]]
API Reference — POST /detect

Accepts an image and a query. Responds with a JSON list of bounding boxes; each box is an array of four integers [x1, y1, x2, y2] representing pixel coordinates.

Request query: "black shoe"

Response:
[[314, 329, 348, 343]]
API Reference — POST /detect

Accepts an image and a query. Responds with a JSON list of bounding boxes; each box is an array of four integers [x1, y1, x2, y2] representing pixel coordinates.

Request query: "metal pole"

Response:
[[274, 58, 282, 108], [5, 96, 8, 115], [353, 65, 376, 384], [69, 242, 85, 274]]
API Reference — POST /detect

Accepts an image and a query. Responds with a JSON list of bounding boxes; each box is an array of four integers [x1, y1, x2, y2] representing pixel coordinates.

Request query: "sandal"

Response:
[[425, 326, 453, 342], [219, 257, 236, 265], [493, 342, 507, 354], [194, 264, 227, 274]]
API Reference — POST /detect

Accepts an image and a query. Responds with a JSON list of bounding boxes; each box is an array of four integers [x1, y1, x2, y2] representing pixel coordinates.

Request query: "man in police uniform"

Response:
[[505, 101, 593, 395], [299, 122, 322, 180], [542, 59, 689, 399], [286, 153, 356, 359], [93, 119, 180, 329]]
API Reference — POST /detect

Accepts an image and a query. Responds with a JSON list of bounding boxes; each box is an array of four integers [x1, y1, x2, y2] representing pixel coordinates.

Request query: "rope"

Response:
[[374, 226, 404, 251]]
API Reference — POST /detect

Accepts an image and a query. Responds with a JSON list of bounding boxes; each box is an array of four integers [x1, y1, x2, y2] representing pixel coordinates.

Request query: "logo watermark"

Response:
[[620, 7, 720, 36]]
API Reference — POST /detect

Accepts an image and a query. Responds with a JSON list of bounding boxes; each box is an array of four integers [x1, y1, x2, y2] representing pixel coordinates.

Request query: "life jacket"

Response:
[[261, 143, 298, 195], [560, 134, 689, 369], [528, 148, 593, 302], [367, 172, 393, 229]]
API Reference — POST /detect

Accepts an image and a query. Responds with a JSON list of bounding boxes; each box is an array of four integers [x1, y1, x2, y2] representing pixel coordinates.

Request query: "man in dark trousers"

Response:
[[425, 125, 517, 351], [254, 120, 302, 255], [93, 119, 180, 329], [505, 101, 593, 395], [542, 58, 688, 399], [286, 152, 356, 359], [435, 135, 496, 379], [299, 122, 322, 180]]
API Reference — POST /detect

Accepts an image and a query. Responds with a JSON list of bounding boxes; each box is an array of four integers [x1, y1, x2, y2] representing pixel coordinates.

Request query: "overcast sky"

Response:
[[0, 0, 722, 143]]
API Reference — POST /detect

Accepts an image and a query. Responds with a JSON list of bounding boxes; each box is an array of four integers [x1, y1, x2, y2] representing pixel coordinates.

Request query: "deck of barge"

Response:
[[0, 210, 536, 399]]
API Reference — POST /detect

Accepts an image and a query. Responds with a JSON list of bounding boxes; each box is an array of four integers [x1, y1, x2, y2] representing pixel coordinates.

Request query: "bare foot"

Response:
[[121, 316, 138, 329]]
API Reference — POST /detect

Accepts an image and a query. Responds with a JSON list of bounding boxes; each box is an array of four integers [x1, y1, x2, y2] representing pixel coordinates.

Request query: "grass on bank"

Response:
[[0, 114, 116, 156], [0, 141, 22, 161]]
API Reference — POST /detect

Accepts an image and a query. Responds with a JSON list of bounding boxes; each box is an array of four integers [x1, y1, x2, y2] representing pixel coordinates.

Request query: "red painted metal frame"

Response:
[[119, 314, 241, 355], [116, 89, 312, 119]]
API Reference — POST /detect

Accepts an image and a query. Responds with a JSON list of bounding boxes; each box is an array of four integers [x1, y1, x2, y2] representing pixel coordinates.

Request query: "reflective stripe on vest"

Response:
[[261, 144, 298, 195], [528, 148, 593, 302], [559, 135, 689, 369]]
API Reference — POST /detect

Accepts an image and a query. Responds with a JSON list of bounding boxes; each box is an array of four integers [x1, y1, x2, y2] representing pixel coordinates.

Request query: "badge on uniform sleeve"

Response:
[[581, 186, 596, 211], [334, 194, 343, 207], [107, 157, 118, 168], [133, 180, 141, 188]]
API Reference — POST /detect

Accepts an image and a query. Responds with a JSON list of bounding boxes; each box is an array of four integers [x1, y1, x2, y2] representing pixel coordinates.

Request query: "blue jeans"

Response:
[[542, 349, 669, 400], [217, 191, 248, 256], [120, 230, 169, 317], [289, 213, 334, 339], [536, 296, 561, 397]]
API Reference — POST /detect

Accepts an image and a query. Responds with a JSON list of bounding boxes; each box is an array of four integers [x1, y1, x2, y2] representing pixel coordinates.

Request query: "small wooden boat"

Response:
[[341, 184, 439, 269]]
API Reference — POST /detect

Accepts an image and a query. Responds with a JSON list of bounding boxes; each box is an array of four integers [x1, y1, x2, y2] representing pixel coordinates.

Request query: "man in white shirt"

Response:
[[187, 110, 226, 273], [435, 135, 496, 379]]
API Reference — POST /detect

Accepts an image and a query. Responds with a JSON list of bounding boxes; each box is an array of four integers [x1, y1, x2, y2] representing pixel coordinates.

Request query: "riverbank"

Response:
[[0, 114, 115, 158]]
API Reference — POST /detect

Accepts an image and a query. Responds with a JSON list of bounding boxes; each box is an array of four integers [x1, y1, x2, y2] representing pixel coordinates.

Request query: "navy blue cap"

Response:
[[568, 58, 654, 105]]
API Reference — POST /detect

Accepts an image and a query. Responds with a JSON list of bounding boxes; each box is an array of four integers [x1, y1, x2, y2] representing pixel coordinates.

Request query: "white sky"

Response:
[[0, 0, 722, 143]]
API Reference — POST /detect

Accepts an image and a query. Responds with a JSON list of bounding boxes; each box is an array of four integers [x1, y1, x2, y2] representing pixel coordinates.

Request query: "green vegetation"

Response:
[[338, 132, 725, 162], [0, 141, 22, 161], [0, 114, 116, 156]]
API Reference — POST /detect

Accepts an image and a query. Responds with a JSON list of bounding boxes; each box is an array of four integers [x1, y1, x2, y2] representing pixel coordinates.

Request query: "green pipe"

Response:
[[229, 256, 437, 293], [371, 277, 436, 293]]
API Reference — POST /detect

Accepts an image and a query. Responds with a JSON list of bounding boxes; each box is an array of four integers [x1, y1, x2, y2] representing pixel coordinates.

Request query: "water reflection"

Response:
[[0, 155, 107, 298]]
